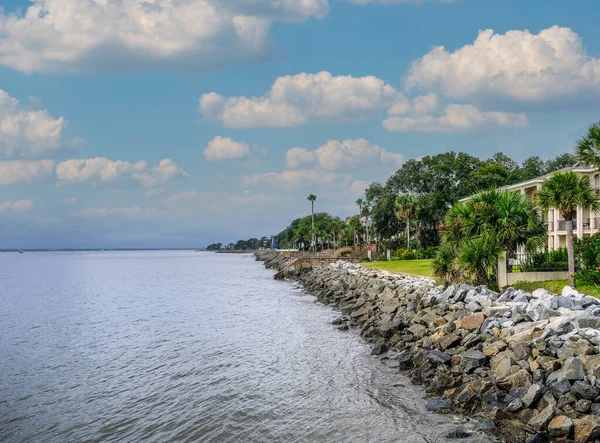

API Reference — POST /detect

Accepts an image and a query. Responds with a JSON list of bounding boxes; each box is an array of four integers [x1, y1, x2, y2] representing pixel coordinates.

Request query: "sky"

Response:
[[0, 0, 599, 249]]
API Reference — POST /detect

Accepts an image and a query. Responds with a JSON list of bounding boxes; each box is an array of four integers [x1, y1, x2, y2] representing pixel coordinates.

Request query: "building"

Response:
[[461, 164, 600, 251]]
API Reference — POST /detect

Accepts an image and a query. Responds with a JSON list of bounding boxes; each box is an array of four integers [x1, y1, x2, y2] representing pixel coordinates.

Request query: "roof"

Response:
[[459, 164, 599, 202]]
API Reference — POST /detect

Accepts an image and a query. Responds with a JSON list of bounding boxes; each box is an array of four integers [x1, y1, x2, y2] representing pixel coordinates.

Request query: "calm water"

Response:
[[0, 251, 492, 443]]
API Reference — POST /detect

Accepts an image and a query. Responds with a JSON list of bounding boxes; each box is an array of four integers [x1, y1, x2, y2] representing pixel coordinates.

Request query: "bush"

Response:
[[575, 234, 600, 284], [394, 248, 416, 260], [520, 248, 568, 272], [416, 247, 437, 259], [359, 256, 371, 263]]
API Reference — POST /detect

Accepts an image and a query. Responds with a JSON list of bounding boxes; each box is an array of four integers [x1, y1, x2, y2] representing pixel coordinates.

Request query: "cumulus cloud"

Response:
[[286, 138, 404, 170], [0, 200, 34, 212], [405, 26, 600, 107], [74, 206, 156, 218], [0, 0, 328, 74], [56, 158, 147, 183], [383, 97, 527, 132], [132, 159, 188, 187], [56, 157, 186, 187], [204, 136, 250, 161], [200, 71, 399, 128], [0, 159, 55, 185], [242, 169, 348, 189], [0, 90, 75, 157], [347, 0, 459, 4]]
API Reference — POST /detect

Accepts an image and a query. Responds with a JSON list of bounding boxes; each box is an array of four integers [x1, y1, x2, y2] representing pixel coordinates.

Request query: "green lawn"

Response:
[[511, 279, 600, 298], [363, 259, 434, 277]]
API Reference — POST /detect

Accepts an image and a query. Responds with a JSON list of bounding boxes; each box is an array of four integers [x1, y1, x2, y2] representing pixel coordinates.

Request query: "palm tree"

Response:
[[395, 194, 418, 249], [575, 122, 600, 166], [437, 189, 546, 286], [307, 194, 317, 252], [538, 171, 600, 287], [355, 198, 364, 244]]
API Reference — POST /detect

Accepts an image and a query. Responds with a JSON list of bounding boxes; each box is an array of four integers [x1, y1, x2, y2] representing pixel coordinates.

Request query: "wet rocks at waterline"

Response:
[[257, 252, 600, 442]]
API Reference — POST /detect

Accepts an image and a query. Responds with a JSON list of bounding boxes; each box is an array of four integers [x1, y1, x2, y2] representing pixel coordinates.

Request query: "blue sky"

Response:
[[0, 0, 599, 248]]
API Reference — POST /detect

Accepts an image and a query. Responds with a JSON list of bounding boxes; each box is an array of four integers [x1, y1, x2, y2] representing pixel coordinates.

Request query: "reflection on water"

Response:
[[0, 251, 492, 442]]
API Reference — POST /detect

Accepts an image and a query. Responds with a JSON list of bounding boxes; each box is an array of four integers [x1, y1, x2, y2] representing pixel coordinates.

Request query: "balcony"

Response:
[[584, 218, 592, 231]]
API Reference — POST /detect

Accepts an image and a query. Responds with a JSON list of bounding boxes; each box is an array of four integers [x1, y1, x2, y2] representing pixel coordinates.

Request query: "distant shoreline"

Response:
[[0, 249, 205, 252]]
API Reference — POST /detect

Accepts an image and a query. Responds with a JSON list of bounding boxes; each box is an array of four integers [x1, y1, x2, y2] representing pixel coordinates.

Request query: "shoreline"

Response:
[[257, 251, 600, 443]]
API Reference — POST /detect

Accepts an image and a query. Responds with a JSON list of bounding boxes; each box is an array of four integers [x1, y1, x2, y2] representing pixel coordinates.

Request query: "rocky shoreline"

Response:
[[257, 251, 600, 442]]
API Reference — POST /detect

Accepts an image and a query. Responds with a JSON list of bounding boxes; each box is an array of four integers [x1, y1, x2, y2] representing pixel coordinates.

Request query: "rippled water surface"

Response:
[[1, 251, 493, 442]]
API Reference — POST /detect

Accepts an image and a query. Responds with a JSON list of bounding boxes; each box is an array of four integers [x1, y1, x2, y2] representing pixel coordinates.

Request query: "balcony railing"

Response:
[[584, 218, 591, 231]]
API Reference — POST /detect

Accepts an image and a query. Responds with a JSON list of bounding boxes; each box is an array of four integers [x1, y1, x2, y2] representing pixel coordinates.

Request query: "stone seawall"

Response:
[[257, 252, 600, 443]]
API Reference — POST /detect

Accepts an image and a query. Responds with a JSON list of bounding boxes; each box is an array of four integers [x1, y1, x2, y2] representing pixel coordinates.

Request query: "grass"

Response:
[[511, 279, 600, 298], [363, 259, 434, 277]]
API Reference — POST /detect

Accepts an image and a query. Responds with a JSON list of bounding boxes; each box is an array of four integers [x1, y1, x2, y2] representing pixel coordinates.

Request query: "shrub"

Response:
[[520, 248, 568, 272], [575, 234, 600, 284]]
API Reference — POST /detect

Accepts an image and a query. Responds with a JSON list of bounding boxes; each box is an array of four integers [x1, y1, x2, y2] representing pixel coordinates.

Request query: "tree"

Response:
[[395, 194, 418, 249], [538, 171, 600, 286], [307, 194, 317, 252], [576, 122, 600, 166], [438, 189, 546, 286]]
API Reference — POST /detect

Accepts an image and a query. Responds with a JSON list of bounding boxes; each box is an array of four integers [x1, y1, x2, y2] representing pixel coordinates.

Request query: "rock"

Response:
[[573, 415, 600, 442], [331, 318, 343, 325], [578, 317, 600, 329], [492, 357, 513, 381], [438, 333, 461, 350], [337, 324, 349, 331], [428, 349, 451, 366], [522, 384, 545, 408], [398, 350, 414, 369], [445, 429, 473, 439], [371, 343, 388, 355], [572, 380, 600, 401], [504, 398, 524, 412], [533, 288, 551, 299], [528, 404, 555, 431], [524, 434, 544, 443], [551, 378, 572, 398], [557, 393, 577, 409], [563, 357, 586, 381], [499, 370, 533, 390], [591, 403, 600, 416], [575, 399, 592, 413], [563, 286, 579, 297], [462, 349, 486, 365], [426, 397, 452, 412], [460, 312, 486, 331], [527, 303, 558, 322], [548, 415, 573, 438], [552, 296, 574, 309]]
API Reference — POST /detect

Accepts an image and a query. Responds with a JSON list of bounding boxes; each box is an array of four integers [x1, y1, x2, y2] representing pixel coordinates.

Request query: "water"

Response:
[[0, 251, 492, 443]]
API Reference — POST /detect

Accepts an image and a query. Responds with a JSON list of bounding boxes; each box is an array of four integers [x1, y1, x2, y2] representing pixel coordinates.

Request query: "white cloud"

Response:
[[0, 200, 34, 212], [200, 71, 399, 128], [204, 136, 250, 161], [132, 159, 188, 187], [383, 101, 528, 132], [74, 206, 156, 218], [56, 158, 147, 183], [286, 138, 404, 170], [243, 169, 348, 189], [64, 197, 79, 205], [0, 0, 328, 74], [347, 0, 459, 3], [0, 159, 55, 185], [56, 157, 186, 187], [0, 90, 75, 157], [405, 26, 600, 107]]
